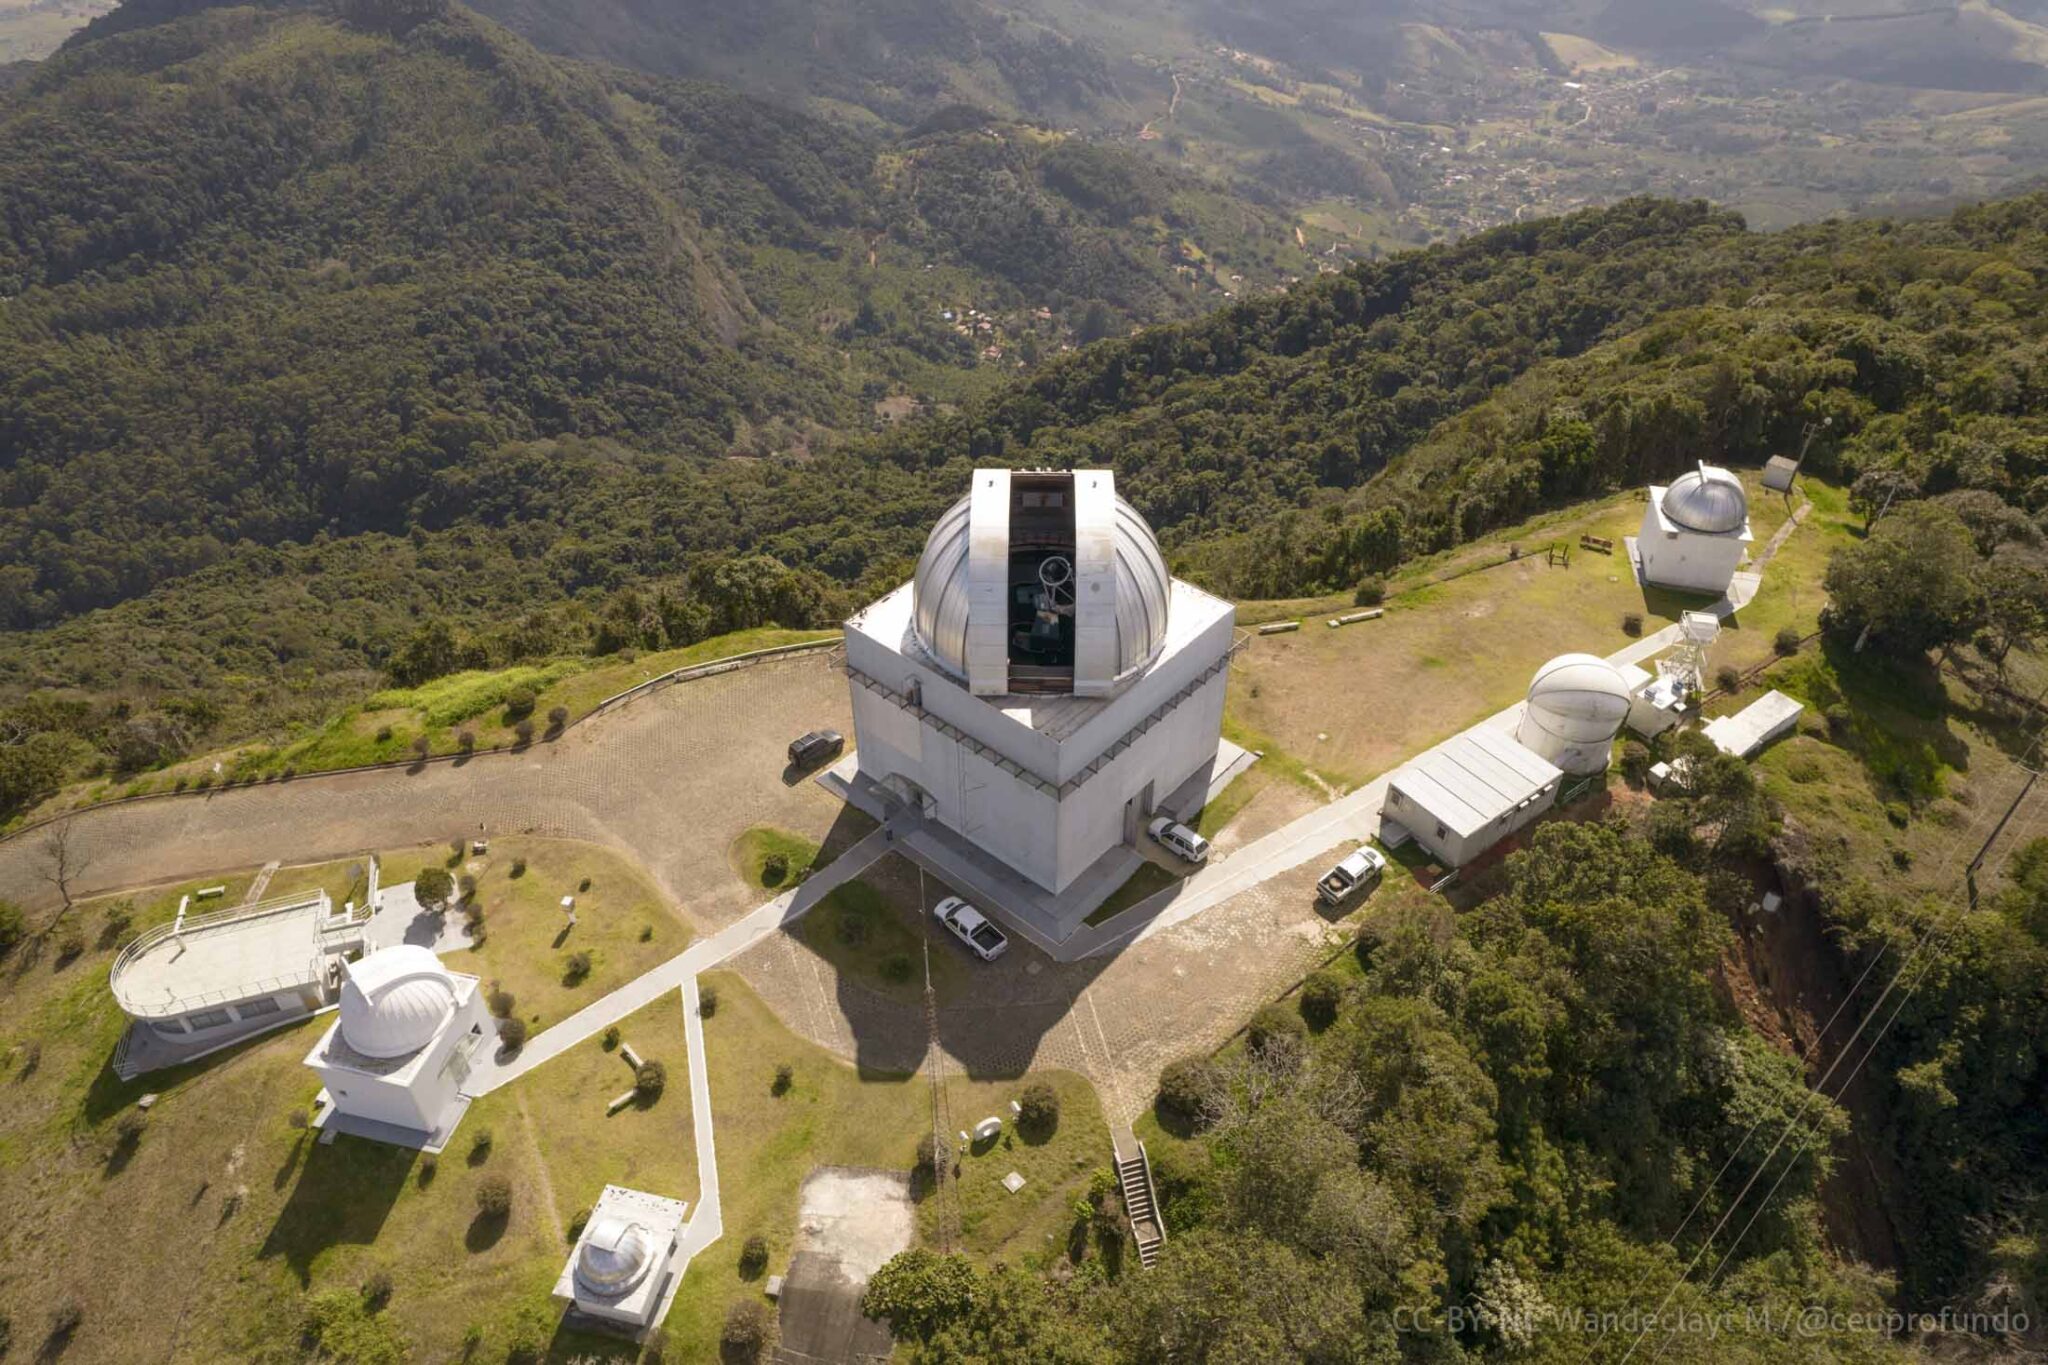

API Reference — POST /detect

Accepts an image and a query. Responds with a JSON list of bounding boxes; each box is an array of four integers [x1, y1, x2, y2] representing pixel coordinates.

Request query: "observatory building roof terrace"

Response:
[[111, 889, 368, 1021]]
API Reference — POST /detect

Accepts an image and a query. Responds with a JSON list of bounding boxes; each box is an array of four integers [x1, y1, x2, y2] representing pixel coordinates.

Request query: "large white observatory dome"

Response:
[[337, 944, 457, 1059], [575, 1215, 656, 1296], [910, 468, 1171, 698], [1660, 465, 1748, 535], [1515, 653, 1633, 775]]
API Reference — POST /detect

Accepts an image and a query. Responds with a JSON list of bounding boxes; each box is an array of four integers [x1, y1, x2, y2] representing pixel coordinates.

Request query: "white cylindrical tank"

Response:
[[1516, 653, 1633, 775]]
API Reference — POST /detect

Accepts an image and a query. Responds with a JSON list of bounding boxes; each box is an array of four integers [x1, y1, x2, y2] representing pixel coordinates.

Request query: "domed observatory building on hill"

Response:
[[553, 1184, 689, 1336], [1515, 653, 1634, 775], [835, 469, 1241, 940], [1636, 464, 1752, 596], [304, 944, 490, 1149]]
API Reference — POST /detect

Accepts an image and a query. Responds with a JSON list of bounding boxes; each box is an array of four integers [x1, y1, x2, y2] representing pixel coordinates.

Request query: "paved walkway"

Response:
[[465, 823, 893, 1093]]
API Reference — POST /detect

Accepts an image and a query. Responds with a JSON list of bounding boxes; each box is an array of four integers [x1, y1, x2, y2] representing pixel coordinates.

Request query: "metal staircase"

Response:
[[1113, 1132, 1166, 1269]]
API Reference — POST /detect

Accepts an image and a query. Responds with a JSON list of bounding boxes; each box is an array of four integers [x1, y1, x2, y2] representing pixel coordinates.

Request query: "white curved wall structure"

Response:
[[1515, 652, 1633, 775]]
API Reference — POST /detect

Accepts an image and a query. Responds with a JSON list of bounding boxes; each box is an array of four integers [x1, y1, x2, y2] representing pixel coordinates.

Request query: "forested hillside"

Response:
[[0, 0, 1306, 631]]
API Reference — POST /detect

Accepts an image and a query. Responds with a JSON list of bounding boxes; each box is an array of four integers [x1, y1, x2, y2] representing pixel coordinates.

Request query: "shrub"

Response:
[[502, 685, 537, 721], [513, 719, 534, 745], [773, 1062, 793, 1095], [0, 1311, 10, 1357], [48, 1300, 82, 1341], [475, 1175, 512, 1218], [418, 1155, 437, 1186], [56, 930, 86, 963], [1622, 611, 1644, 637], [1620, 740, 1653, 787], [509, 857, 527, 878], [114, 1109, 148, 1149], [564, 950, 592, 984], [914, 1131, 939, 1171], [1774, 625, 1803, 656], [636, 1060, 667, 1098], [639, 924, 655, 942], [578, 877, 591, 893], [375, 724, 394, 743], [547, 704, 569, 731], [1158, 1056, 1221, 1126], [360, 1269, 394, 1311], [1017, 1081, 1060, 1134], [699, 985, 719, 1017], [97, 900, 134, 947], [488, 987, 516, 1017], [470, 1127, 494, 1160], [414, 866, 455, 909], [1715, 664, 1743, 694], [498, 1017, 528, 1051], [1247, 1003, 1305, 1056], [1298, 970, 1343, 1029], [567, 1207, 590, 1242], [835, 907, 870, 946], [602, 1025, 621, 1051], [740, 1234, 769, 1277], [721, 1301, 771, 1360], [0, 899, 19, 959], [642, 1327, 671, 1364], [411, 735, 431, 759], [1884, 801, 1911, 829], [288, 1107, 310, 1130], [880, 953, 913, 984], [762, 852, 790, 886], [1353, 575, 1386, 607]]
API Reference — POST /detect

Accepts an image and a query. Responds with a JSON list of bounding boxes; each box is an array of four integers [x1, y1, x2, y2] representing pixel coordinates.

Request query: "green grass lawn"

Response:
[[727, 826, 821, 892], [792, 872, 969, 1005], [376, 836, 692, 1033], [657, 971, 1112, 1360]]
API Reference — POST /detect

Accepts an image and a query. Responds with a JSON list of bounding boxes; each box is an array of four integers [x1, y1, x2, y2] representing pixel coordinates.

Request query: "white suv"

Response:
[[1147, 816, 1211, 864]]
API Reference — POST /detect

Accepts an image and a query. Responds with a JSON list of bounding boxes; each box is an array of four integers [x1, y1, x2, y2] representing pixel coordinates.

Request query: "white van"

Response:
[[1147, 817, 1210, 864]]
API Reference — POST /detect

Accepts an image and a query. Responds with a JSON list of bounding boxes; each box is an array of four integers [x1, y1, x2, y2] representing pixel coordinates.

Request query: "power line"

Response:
[[1617, 717, 2048, 1365]]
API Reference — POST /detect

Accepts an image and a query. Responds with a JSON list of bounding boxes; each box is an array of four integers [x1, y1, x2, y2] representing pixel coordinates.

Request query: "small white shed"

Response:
[[1382, 729, 1564, 869]]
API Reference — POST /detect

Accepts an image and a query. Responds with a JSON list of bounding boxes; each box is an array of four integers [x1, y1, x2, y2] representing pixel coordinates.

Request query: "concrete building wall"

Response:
[[1056, 603, 1235, 784], [1053, 667, 1228, 887], [1637, 502, 1747, 595]]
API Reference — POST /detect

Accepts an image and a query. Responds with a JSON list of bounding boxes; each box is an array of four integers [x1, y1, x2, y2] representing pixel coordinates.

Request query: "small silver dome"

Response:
[[337, 945, 456, 1059], [575, 1215, 655, 1296], [1661, 466, 1748, 535], [910, 469, 1170, 697]]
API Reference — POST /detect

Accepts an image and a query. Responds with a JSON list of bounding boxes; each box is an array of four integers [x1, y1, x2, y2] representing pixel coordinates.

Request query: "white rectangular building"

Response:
[[1382, 728, 1564, 868], [841, 469, 1237, 908]]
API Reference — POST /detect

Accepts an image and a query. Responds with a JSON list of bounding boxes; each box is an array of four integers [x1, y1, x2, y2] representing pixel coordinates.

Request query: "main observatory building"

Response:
[[838, 469, 1238, 930]]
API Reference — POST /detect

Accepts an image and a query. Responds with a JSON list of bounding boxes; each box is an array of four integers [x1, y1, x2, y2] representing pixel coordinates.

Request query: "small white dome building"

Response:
[[305, 943, 490, 1149], [1516, 653, 1633, 775], [554, 1185, 689, 1335], [1636, 464, 1752, 595]]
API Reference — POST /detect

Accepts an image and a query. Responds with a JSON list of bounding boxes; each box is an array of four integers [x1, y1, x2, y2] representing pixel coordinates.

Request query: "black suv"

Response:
[[787, 729, 845, 770]]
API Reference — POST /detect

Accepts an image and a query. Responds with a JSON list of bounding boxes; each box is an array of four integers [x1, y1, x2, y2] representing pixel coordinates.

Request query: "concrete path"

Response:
[[465, 822, 894, 1094], [675, 975, 722, 1259]]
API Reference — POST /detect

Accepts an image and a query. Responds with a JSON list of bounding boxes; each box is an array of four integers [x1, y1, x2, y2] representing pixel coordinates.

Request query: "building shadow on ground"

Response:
[[257, 1135, 413, 1285]]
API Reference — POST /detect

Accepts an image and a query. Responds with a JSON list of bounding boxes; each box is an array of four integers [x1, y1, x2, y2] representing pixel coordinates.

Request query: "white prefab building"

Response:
[[1382, 728, 1564, 869], [304, 944, 490, 1149], [1636, 465, 1752, 596], [841, 468, 1236, 908], [1515, 653, 1633, 775], [1704, 689, 1805, 759], [553, 1185, 689, 1336]]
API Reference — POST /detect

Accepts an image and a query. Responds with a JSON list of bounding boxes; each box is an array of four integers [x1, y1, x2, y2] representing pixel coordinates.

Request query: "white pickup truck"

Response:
[[1317, 846, 1387, 907]]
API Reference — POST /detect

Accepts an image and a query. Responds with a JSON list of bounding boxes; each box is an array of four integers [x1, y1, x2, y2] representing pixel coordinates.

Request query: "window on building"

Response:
[[237, 997, 282, 1019], [1435, 824, 1448, 839], [186, 1008, 232, 1030]]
